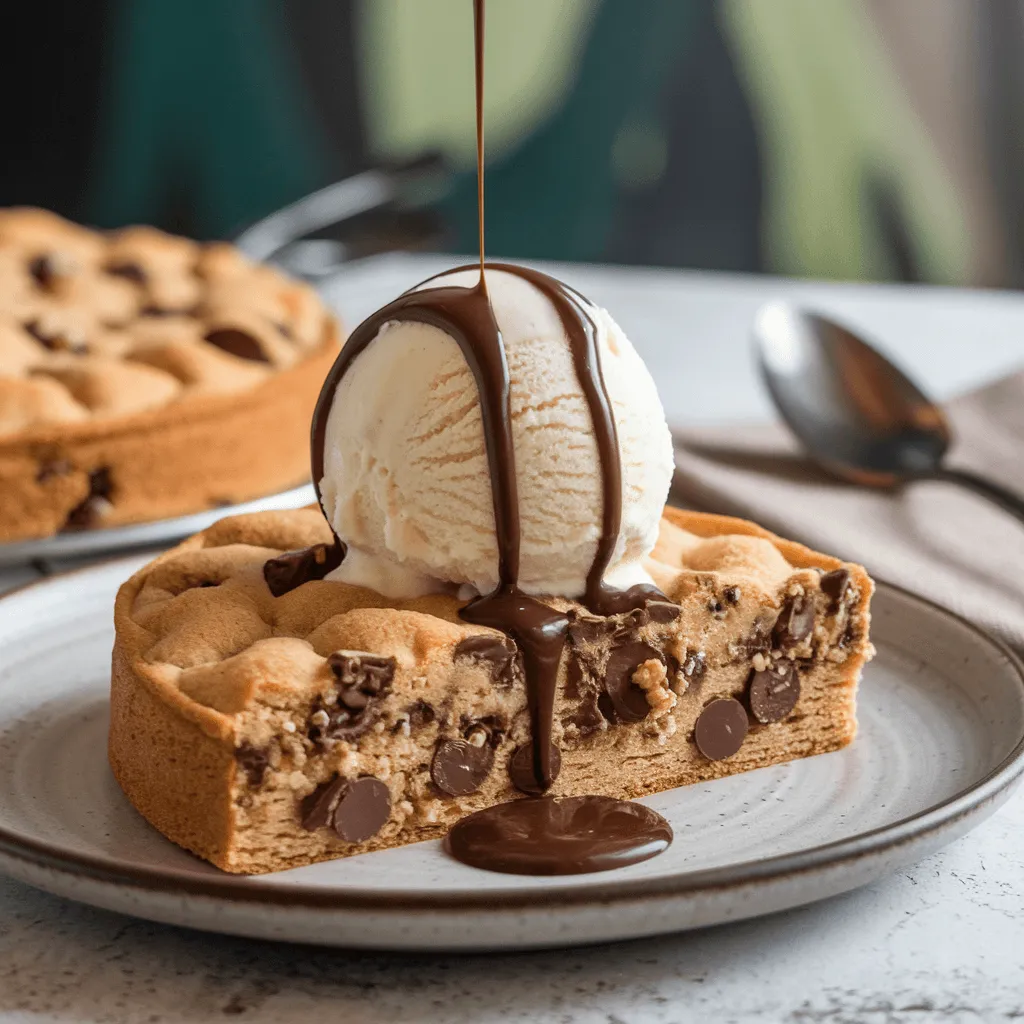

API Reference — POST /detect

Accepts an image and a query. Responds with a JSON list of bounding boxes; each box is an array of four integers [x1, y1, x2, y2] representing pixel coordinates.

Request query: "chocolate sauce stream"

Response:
[[474, 0, 486, 283], [308, 0, 672, 839]]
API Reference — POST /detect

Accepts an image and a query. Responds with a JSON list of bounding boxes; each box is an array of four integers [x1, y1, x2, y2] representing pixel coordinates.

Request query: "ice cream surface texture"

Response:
[[318, 267, 675, 599]]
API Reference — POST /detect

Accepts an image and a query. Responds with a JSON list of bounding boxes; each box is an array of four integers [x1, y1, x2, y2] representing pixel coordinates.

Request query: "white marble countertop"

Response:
[[2, 256, 1023, 1023]]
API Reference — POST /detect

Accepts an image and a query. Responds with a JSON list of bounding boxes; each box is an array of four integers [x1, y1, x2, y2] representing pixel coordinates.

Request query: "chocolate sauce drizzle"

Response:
[[306, 0, 673, 873]]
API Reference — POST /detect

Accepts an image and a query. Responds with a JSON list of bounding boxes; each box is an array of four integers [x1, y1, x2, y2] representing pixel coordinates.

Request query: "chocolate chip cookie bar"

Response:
[[0, 208, 340, 542], [109, 505, 873, 874]]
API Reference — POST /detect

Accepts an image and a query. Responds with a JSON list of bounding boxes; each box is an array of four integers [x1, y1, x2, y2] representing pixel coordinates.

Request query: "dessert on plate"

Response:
[[109, 266, 874, 875], [0, 208, 340, 543]]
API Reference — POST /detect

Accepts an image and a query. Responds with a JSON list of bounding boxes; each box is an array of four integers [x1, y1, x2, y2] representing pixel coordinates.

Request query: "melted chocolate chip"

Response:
[[567, 614, 613, 646], [723, 585, 741, 605], [773, 594, 816, 649], [708, 599, 725, 615], [601, 641, 662, 724], [509, 742, 562, 795], [820, 569, 852, 614], [204, 327, 269, 363], [29, 253, 73, 291], [748, 663, 801, 724], [63, 467, 113, 530], [446, 795, 672, 876], [453, 634, 522, 688], [694, 698, 749, 760], [646, 599, 681, 624], [36, 458, 73, 483], [263, 541, 344, 597], [329, 650, 395, 691], [235, 743, 269, 787], [431, 737, 495, 796], [301, 776, 390, 842], [141, 304, 195, 317], [26, 318, 88, 354], [309, 651, 395, 744], [105, 260, 147, 284]]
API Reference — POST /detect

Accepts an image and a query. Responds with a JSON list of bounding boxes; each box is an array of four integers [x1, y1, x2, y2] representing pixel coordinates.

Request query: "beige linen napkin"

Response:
[[671, 371, 1024, 649]]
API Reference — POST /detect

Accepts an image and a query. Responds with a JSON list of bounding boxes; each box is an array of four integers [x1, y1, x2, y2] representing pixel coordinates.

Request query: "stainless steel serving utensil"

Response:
[[753, 301, 1024, 522]]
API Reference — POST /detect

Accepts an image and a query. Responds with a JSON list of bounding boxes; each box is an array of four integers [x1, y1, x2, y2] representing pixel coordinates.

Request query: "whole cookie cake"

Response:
[[0, 208, 341, 542]]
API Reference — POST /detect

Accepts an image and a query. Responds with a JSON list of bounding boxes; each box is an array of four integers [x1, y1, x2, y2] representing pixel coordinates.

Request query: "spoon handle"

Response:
[[932, 466, 1024, 524]]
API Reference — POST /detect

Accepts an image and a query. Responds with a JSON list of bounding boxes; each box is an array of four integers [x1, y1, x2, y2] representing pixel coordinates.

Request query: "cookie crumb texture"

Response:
[[109, 506, 874, 874], [0, 208, 341, 541]]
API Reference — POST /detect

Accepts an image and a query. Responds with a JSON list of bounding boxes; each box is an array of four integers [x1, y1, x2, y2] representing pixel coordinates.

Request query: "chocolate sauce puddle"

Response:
[[304, 0, 673, 875], [445, 795, 672, 876]]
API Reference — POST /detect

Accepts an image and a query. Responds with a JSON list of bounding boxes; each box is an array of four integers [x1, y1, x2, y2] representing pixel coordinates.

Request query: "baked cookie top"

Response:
[[114, 505, 870, 747], [0, 208, 337, 438]]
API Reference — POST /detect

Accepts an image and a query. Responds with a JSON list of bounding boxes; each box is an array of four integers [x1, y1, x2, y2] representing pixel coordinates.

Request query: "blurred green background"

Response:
[[4, 0, 1024, 287]]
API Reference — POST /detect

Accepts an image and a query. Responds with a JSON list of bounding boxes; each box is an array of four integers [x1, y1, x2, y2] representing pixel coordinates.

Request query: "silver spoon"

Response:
[[752, 301, 1024, 522]]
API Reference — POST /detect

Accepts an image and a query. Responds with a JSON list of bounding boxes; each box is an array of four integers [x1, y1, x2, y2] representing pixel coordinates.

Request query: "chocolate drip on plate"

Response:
[[446, 795, 672, 876]]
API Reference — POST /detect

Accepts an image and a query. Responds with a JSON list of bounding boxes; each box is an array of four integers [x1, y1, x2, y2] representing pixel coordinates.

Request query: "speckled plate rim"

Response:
[[0, 565, 1022, 917], [0, 484, 317, 567]]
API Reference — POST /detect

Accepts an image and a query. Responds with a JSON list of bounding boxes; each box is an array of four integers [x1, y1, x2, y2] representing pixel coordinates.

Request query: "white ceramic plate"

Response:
[[0, 484, 317, 567], [0, 557, 1022, 952]]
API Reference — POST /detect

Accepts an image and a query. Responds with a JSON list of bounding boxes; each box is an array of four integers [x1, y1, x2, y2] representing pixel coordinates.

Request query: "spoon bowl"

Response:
[[752, 301, 1024, 522], [753, 302, 950, 486]]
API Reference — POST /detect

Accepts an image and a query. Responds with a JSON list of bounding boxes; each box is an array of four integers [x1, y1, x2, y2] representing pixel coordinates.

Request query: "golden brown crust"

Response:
[[110, 506, 874, 873], [0, 208, 342, 541]]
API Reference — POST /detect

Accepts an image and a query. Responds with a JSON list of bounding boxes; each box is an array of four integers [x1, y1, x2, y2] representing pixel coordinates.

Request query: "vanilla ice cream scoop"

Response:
[[317, 267, 674, 599]]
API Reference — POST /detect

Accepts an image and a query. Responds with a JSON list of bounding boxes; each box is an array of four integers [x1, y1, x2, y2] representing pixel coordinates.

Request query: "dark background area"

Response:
[[2, 0, 1022, 288]]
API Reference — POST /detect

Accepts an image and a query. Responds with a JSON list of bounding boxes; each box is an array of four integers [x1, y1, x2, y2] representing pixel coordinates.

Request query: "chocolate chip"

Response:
[[332, 777, 391, 842], [748, 663, 801, 724], [708, 599, 725, 615], [645, 600, 681, 624], [300, 777, 346, 831], [682, 650, 707, 684], [820, 569, 851, 614], [723, 585, 741, 605], [26, 318, 88, 354], [601, 641, 663, 724], [63, 467, 113, 530], [694, 698, 749, 760], [509, 742, 562, 795], [105, 260, 147, 284], [29, 253, 74, 290], [773, 594, 816, 649], [309, 650, 395, 744], [204, 327, 269, 363], [263, 541, 344, 597], [36, 458, 72, 483], [300, 776, 391, 842], [453, 634, 522, 688], [431, 737, 495, 796], [235, 743, 269, 787]]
